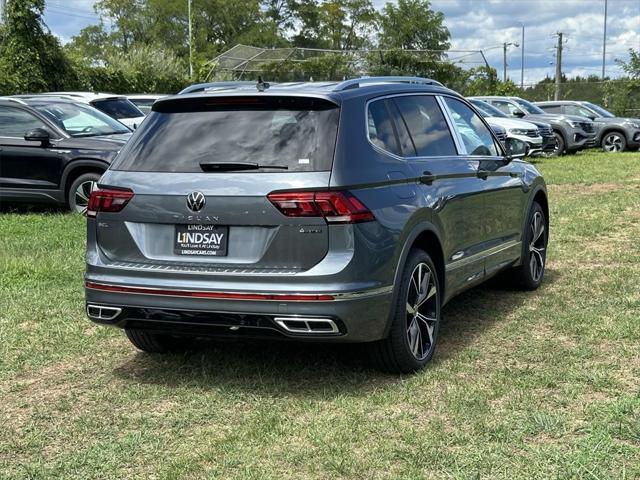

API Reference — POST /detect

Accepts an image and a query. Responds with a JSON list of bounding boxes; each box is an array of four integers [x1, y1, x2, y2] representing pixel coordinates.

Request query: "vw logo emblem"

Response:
[[186, 191, 206, 212]]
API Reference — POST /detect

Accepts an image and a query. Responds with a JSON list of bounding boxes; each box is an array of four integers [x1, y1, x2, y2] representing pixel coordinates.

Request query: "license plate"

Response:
[[174, 225, 229, 256]]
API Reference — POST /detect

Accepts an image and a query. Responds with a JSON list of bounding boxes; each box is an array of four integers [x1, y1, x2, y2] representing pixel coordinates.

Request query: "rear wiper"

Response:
[[199, 161, 289, 172]]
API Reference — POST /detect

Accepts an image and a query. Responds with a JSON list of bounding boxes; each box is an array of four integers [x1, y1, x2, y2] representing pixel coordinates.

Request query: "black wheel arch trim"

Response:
[[61, 159, 110, 193], [382, 220, 445, 338]]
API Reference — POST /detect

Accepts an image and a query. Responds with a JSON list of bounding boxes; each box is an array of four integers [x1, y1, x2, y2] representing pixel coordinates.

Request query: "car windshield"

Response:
[[33, 102, 131, 137], [91, 98, 144, 119], [583, 102, 615, 118], [470, 100, 507, 118], [513, 98, 545, 114]]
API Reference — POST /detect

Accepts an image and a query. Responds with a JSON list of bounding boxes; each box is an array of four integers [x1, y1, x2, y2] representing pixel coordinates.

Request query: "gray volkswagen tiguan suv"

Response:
[[85, 77, 549, 373]]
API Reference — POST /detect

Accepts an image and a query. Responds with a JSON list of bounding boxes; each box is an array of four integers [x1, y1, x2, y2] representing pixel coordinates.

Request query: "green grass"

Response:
[[1, 149, 639, 479]]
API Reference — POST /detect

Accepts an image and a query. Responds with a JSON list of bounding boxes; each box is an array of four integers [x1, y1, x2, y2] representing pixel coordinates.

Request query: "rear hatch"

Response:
[[94, 94, 340, 273]]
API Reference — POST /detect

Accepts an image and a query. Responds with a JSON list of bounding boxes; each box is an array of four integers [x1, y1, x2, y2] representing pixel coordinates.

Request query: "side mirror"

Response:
[[505, 137, 529, 159], [24, 128, 50, 145], [513, 110, 526, 118]]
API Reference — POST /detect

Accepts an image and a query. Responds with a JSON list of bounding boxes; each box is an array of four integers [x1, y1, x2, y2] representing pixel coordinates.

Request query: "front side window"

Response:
[[443, 97, 499, 156], [583, 102, 614, 118], [392, 95, 456, 157], [0, 106, 48, 138], [564, 104, 595, 118], [490, 100, 522, 117]]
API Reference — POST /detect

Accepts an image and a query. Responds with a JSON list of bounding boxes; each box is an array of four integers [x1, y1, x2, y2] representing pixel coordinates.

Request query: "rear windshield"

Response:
[[112, 96, 340, 173], [92, 99, 144, 119]]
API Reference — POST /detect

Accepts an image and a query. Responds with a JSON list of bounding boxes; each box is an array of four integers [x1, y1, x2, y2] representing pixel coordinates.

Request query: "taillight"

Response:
[[267, 191, 374, 223], [87, 187, 134, 217]]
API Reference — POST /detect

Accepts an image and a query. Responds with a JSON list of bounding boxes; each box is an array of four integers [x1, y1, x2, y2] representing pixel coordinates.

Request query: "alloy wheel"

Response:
[[529, 211, 546, 282], [603, 133, 624, 152], [405, 262, 438, 360], [74, 180, 95, 214]]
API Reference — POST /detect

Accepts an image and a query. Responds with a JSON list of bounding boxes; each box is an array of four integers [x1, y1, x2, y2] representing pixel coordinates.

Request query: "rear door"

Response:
[[386, 94, 489, 295], [96, 95, 340, 273], [440, 96, 525, 276], [0, 106, 63, 190]]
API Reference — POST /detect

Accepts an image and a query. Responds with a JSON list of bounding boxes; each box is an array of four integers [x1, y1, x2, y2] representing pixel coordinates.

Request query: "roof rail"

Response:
[[0, 97, 27, 105], [332, 76, 443, 91]]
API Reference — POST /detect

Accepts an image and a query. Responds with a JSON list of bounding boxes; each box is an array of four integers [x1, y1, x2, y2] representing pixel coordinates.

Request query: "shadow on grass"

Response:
[[112, 268, 561, 397], [0, 201, 66, 214]]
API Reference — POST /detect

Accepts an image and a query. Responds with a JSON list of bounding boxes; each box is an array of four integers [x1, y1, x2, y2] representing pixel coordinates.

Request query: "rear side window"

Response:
[[393, 96, 457, 156], [112, 96, 340, 172], [92, 99, 143, 119], [540, 104, 562, 114], [368, 100, 401, 156]]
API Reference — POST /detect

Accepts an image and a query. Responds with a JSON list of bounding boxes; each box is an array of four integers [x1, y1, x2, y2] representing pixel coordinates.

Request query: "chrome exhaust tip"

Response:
[[274, 317, 339, 334], [86, 304, 122, 321]]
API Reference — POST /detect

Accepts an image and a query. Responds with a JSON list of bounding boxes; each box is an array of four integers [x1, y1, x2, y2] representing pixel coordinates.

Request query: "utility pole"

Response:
[[602, 0, 608, 79], [0, 0, 7, 24], [520, 23, 525, 90], [188, 0, 193, 79], [502, 42, 519, 82], [503, 42, 508, 82], [554, 32, 563, 101]]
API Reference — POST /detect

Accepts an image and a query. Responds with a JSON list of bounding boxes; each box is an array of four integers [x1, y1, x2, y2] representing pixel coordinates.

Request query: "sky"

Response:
[[40, 0, 640, 85]]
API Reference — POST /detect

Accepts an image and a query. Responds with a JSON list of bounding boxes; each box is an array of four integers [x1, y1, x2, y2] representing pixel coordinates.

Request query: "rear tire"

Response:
[[510, 202, 548, 290], [67, 172, 101, 214], [125, 328, 192, 353], [368, 249, 441, 374]]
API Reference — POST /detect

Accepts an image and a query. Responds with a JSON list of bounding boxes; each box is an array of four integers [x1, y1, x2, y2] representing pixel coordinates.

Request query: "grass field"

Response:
[[1, 150, 639, 479]]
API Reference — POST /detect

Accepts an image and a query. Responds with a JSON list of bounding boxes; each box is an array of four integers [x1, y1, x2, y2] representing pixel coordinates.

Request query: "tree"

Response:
[[378, 0, 450, 52], [0, 0, 79, 94], [292, 0, 376, 50], [617, 48, 640, 79]]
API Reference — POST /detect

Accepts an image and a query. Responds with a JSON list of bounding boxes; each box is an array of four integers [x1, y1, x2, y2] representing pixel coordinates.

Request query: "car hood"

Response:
[[525, 113, 592, 124], [484, 117, 539, 130], [56, 133, 132, 151]]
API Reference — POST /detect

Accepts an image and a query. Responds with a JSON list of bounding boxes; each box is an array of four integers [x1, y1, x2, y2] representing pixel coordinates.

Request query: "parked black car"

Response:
[[0, 96, 131, 212]]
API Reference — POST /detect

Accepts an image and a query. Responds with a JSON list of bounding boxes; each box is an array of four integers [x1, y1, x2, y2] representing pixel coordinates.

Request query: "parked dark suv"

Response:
[[85, 78, 549, 373], [0, 97, 131, 212]]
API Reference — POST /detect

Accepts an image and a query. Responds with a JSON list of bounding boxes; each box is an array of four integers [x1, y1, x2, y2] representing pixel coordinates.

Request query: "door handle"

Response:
[[420, 171, 435, 185]]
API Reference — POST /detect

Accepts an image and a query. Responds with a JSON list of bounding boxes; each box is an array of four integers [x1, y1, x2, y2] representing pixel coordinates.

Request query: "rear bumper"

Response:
[[85, 283, 393, 342]]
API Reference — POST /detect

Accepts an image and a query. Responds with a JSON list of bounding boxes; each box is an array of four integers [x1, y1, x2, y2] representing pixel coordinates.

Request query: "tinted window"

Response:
[[0, 106, 48, 138], [92, 99, 144, 119], [443, 97, 499, 156], [490, 100, 522, 116], [113, 98, 340, 173], [393, 96, 456, 156], [34, 102, 130, 137], [513, 98, 545, 114], [368, 100, 401, 156], [564, 104, 595, 118], [469, 99, 507, 118], [539, 104, 562, 114]]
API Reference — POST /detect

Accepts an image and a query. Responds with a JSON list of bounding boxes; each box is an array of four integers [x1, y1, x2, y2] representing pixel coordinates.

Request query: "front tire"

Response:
[[68, 172, 101, 214], [602, 131, 627, 152], [369, 249, 441, 373], [511, 202, 548, 290]]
